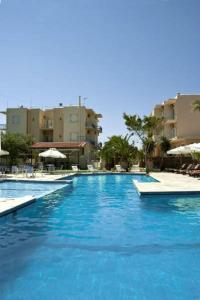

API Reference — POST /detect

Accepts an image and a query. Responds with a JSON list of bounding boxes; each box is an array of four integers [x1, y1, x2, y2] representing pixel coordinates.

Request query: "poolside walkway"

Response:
[[0, 173, 74, 217], [0, 195, 35, 217], [3, 172, 75, 181], [134, 172, 200, 195]]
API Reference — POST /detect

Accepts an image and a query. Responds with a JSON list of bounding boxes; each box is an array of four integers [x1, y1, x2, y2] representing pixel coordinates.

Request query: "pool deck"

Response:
[[0, 173, 74, 217], [1, 172, 75, 181], [0, 195, 36, 217], [134, 172, 200, 195]]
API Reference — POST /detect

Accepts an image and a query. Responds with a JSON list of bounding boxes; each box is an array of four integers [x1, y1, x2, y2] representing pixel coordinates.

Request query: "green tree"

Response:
[[192, 100, 200, 112], [100, 135, 137, 169], [123, 114, 163, 173], [159, 136, 171, 170], [2, 133, 34, 165]]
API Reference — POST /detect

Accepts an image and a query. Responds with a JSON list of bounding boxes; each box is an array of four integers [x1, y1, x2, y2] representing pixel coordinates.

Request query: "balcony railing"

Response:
[[86, 122, 96, 129], [86, 122, 102, 133], [41, 120, 54, 129]]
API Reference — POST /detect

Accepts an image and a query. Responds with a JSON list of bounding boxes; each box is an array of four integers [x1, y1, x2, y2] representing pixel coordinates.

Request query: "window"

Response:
[[70, 113, 78, 122]]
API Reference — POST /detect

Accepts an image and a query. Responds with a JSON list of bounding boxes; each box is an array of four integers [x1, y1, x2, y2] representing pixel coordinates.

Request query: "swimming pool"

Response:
[[0, 174, 200, 299], [0, 181, 67, 198]]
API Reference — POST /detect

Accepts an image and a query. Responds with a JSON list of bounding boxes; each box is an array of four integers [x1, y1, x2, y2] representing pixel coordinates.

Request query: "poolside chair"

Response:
[[25, 166, 35, 178], [72, 165, 79, 172], [35, 163, 44, 177], [115, 165, 126, 172], [87, 164, 97, 172], [188, 164, 200, 177], [11, 166, 19, 174], [175, 164, 188, 174], [130, 164, 140, 172], [180, 164, 194, 175], [0, 171, 7, 179]]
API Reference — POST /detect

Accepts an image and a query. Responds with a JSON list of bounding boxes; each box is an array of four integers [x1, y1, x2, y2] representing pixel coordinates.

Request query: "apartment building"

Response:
[[1, 100, 102, 168], [152, 93, 200, 151]]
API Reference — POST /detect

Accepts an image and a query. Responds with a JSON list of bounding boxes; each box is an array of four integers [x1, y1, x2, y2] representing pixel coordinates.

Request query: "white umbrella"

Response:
[[167, 145, 191, 155], [39, 148, 66, 159], [0, 131, 9, 156], [185, 143, 200, 153]]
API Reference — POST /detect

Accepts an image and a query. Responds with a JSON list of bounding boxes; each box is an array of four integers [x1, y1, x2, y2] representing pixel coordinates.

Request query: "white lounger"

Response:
[[87, 165, 97, 172], [72, 165, 79, 172], [115, 165, 126, 172]]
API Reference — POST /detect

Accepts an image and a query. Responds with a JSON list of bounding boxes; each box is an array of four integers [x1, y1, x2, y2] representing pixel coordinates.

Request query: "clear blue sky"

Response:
[[0, 0, 200, 142]]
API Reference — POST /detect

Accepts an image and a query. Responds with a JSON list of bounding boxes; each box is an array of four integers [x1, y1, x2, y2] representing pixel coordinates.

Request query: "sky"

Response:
[[0, 0, 200, 142]]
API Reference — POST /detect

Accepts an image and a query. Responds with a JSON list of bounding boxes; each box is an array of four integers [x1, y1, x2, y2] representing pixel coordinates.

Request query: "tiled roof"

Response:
[[32, 142, 87, 149]]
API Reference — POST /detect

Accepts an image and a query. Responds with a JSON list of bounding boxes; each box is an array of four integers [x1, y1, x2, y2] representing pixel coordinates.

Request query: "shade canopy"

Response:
[[186, 143, 200, 153], [167, 143, 200, 155], [167, 145, 191, 155], [39, 148, 66, 159]]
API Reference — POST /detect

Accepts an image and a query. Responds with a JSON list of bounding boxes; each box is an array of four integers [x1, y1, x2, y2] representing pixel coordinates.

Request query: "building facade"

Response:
[[1, 100, 102, 168], [152, 93, 200, 151]]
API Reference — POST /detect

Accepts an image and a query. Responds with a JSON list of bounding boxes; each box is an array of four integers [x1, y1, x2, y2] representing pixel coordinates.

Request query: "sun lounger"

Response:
[[130, 164, 140, 172], [72, 165, 79, 172], [87, 165, 97, 172], [115, 165, 126, 172], [11, 166, 19, 174], [175, 164, 188, 174], [188, 164, 200, 176], [180, 164, 194, 175], [25, 166, 35, 178]]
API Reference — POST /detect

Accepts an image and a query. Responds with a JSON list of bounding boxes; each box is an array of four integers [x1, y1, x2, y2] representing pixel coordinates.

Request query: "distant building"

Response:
[[152, 93, 200, 152], [1, 99, 102, 168]]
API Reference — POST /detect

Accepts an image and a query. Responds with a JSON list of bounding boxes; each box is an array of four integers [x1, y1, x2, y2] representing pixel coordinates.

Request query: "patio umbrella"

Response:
[[39, 148, 66, 159], [185, 143, 200, 153], [167, 145, 191, 155]]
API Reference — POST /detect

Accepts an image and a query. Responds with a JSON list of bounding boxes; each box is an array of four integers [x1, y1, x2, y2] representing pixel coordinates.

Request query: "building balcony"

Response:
[[165, 118, 177, 125], [97, 126, 102, 133], [86, 122, 96, 129], [86, 122, 102, 133], [86, 138, 98, 147], [164, 98, 176, 106], [41, 120, 54, 130]]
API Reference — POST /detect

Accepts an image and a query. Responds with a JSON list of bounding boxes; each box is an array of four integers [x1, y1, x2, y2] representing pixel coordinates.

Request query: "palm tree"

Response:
[[159, 136, 171, 170], [123, 113, 163, 173], [100, 135, 137, 169], [192, 100, 200, 112]]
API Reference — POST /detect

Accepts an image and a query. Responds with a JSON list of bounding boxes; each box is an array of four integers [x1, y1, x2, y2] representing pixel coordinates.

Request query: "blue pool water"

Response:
[[0, 174, 200, 299], [0, 181, 67, 198]]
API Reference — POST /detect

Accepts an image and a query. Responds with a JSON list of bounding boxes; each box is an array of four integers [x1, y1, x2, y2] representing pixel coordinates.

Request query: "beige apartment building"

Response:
[[152, 93, 200, 153], [1, 100, 102, 168]]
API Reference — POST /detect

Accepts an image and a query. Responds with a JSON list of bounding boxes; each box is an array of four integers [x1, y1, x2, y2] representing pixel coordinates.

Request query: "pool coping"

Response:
[[0, 179, 72, 217], [133, 172, 200, 196]]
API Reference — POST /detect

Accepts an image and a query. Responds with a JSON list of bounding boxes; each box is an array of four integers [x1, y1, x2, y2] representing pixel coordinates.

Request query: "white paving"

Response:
[[134, 172, 200, 195], [0, 195, 35, 216], [0, 174, 74, 216]]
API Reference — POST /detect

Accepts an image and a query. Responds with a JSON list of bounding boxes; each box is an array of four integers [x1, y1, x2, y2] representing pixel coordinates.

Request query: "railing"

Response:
[[41, 120, 54, 129], [86, 122, 96, 129], [97, 126, 102, 133], [86, 122, 102, 133]]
